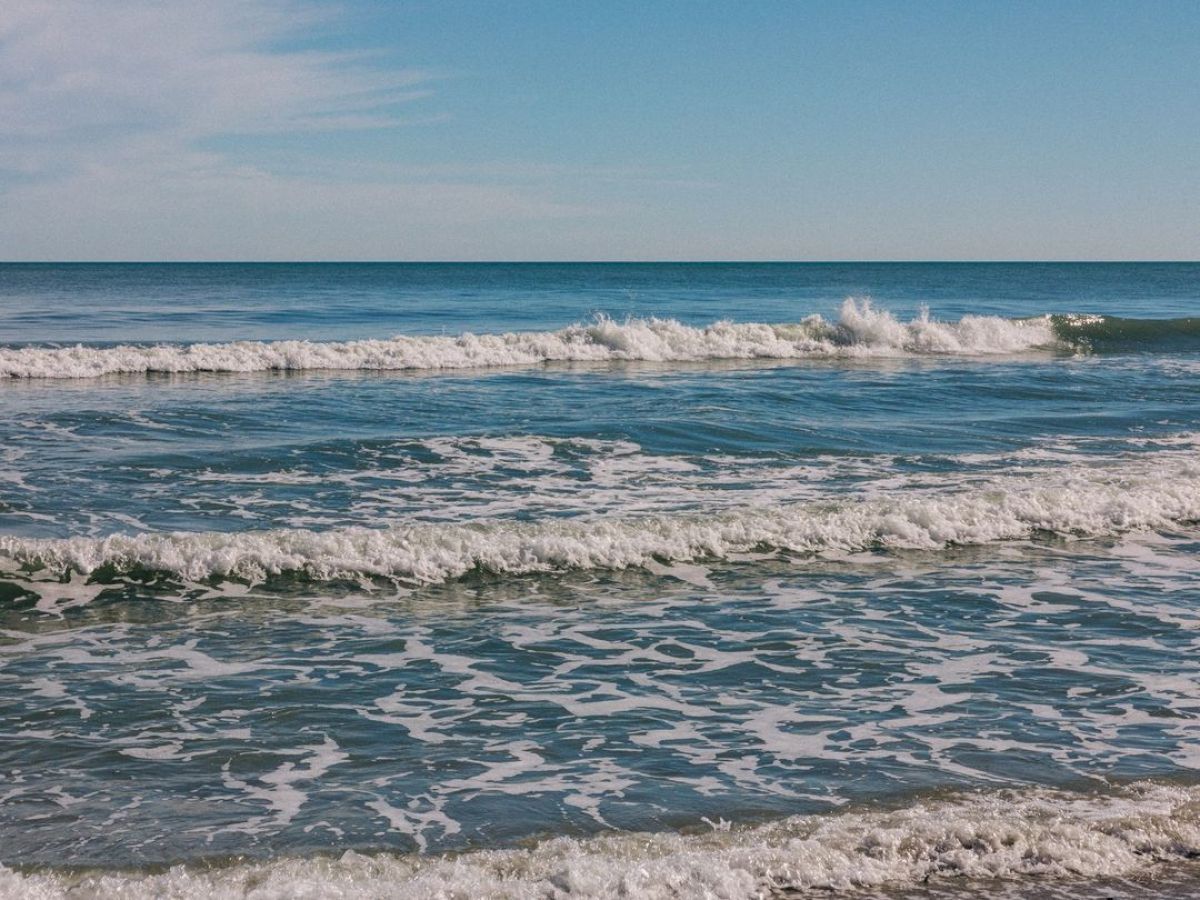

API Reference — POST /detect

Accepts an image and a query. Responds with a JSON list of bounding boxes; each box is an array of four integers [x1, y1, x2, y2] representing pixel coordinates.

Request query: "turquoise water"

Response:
[[1, 263, 1199, 897]]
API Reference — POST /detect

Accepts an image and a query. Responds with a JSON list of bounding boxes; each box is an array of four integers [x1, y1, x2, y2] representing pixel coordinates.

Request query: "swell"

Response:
[[3, 457, 1197, 586], [0, 299, 1063, 379], [4, 781, 1199, 897], [1053, 312, 1200, 351]]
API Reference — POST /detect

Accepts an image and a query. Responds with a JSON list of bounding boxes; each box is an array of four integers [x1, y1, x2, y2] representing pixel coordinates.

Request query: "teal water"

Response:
[[1, 263, 1199, 897]]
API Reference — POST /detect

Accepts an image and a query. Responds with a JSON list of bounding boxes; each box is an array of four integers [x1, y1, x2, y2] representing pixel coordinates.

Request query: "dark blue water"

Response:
[[2, 262, 1197, 343], [0, 263, 1198, 898]]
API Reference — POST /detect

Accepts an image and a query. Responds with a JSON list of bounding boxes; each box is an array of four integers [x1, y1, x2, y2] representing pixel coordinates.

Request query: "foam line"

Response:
[[0, 300, 1062, 379], [4, 781, 1199, 898], [3, 456, 1197, 585]]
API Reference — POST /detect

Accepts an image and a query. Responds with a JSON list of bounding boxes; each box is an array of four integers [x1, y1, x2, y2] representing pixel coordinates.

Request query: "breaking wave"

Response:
[[0, 300, 1063, 379], [5, 302, 1197, 382], [4, 303, 1197, 382], [3, 456, 1198, 586], [4, 781, 1199, 898]]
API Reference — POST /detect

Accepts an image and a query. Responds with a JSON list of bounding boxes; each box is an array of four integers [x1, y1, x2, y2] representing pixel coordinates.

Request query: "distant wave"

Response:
[[5, 781, 1199, 897], [3, 456, 1197, 585], [0, 300, 1066, 379]]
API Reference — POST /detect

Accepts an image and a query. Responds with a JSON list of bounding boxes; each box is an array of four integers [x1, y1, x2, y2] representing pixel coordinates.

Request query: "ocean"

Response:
[[0, 262, 1198, 898]]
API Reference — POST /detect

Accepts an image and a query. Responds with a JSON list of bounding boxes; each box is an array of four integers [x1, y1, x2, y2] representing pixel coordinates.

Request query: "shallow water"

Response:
[[0, 262, 1198, 897]]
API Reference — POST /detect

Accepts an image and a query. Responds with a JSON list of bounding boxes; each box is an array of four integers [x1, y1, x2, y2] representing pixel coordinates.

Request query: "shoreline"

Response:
[[6, 779, 1200, 898]]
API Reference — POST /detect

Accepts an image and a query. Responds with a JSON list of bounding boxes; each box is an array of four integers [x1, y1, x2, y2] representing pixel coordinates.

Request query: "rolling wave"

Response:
[[3, 456, 1197, 586], [3, 303, 1196, 382], [4, 302, 1197, 382], [1052, 312, 1200, 351], [0, 300, 1062, 379], [4, 781, 1199, 898]]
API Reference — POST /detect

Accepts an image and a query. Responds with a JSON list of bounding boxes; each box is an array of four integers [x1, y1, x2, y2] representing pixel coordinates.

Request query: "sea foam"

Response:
[[3, 456, 1197, 585], [3, 781, 1198, 898], [0, 300, 1061, 379]]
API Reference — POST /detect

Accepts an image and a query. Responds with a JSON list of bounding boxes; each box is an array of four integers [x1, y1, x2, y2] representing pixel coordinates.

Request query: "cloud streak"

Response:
[[0, 0, 617, 258], [0, 0, 437, 146]]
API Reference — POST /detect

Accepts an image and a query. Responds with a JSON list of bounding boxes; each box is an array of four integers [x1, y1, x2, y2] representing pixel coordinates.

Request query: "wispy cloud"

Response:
[[0, 0, 438, 149], [0, 0, 627, 257]]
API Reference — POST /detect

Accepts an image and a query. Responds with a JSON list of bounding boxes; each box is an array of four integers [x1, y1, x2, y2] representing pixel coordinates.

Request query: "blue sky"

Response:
[[0, 0, 1196, 260]]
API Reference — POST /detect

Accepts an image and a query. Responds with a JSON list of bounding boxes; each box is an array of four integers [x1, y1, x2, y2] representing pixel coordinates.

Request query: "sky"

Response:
[[0, 0, 1197, 261]]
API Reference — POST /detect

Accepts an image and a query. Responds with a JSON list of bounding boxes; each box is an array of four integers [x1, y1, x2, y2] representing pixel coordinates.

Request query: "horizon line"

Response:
[[2, 259, 1197, 266]]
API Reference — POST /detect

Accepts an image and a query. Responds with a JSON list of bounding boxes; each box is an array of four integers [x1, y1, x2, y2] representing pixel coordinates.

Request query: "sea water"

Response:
[[0, 262, 1198, 898]]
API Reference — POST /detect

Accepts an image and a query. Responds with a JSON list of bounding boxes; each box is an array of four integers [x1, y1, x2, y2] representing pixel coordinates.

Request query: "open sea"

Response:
[[1, 261, 1199, 899]]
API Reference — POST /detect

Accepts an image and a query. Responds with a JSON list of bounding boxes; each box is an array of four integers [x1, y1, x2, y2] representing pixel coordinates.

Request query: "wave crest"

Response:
[[0, 300, 1061, 379], [3, 457, 1197, 585]]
